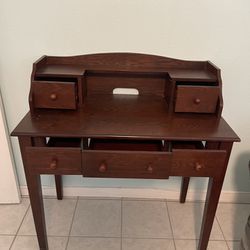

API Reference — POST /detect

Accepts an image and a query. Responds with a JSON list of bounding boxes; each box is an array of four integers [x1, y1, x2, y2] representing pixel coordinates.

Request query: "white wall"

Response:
[[0, 91, 20, 203], [1, 0, 250, 194]]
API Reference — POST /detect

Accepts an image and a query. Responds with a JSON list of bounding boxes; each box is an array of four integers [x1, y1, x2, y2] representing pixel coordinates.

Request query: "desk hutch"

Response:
[[11, 53, 240, 250]]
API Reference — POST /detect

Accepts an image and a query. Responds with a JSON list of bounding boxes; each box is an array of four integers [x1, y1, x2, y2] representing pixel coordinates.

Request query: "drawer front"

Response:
[[33, 81, 77, 109], [82, 150, 171, 179], [171, 149, 227, 177], [175, 86, 219, 113], [26, 147, 82, 174]]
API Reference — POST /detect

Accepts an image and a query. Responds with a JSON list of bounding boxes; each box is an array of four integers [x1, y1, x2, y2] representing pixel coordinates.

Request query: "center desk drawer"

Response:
[[26, 147, 82, 174], [171, 149, 227, 177], [82, 150, 171, 179]]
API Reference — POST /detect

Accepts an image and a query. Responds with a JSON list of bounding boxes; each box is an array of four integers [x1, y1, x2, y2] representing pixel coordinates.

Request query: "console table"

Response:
[[11, 53, 240, 250]]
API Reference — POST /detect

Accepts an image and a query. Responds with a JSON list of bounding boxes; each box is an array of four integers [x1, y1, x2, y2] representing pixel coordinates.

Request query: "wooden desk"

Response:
[[12, 53, 240, 250]]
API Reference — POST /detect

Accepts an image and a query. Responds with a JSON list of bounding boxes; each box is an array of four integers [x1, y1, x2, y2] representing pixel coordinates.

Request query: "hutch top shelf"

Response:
[[35, 53, 217, 82]]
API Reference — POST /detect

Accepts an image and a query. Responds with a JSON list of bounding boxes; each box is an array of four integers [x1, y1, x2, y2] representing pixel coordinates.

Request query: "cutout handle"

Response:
[[113, 88, 139, 95]]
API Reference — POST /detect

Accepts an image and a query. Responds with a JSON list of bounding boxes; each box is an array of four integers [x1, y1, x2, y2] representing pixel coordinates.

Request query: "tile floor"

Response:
[[0, 197, 249, 250]]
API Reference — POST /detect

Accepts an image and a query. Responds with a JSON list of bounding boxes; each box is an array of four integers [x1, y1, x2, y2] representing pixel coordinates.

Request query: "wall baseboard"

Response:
[[20, 186, 250, 203]]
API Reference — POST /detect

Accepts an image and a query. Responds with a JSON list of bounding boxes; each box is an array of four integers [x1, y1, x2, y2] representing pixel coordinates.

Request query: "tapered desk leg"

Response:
[[55, 175, 63, 200], [198, 142, 233, 250], [19, 137, 48, 250], [198, 177, 223, 249], [180, 177, 190, 203]]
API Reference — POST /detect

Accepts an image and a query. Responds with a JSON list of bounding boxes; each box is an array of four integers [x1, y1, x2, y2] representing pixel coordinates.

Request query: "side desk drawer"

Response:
[[26, 147, 82, 174], [82, 150, 171, 179], [32, 81, 77, 109], [171, 149, 227, 177], [175, 86, 219, 113]]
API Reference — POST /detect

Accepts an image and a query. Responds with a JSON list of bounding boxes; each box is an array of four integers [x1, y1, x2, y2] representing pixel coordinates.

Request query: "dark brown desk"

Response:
[[12, 53, 240, 250]]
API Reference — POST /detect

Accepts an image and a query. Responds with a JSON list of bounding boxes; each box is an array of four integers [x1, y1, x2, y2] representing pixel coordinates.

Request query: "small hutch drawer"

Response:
[[32, 81, 77, 109], [171, 149, 227, 177], [25, 147, 82, 174], [175, 86, 219, 113]]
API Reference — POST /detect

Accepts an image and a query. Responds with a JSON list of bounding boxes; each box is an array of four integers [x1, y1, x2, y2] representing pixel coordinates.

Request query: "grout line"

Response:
[[66, 235, 173, 239], [165, 201, 176, 250], [6, 235, 16, 250], [9, 200, 31, 249], [78, 197, 122, 201], [173, 239, 229, 241], [218, 201, 250, 205], [173, 238, 229, 241], [174, 239, 231, 249], [215, 214, 230, 250], [15, 202, 31, 235], [122, 236, 231, 242], [64, 235, 121, 239], [9, 233, 235, 241], [167, 200, 205, 204], [65, 196, 79, 250], [121, 197, 167, 202], [61, 235, 228, 240], [226, 240, 240, 249], [65, 236, 70, 250], [11, 234, 234, 241], [43, 196, 78, 200], [16, 234, 71, 237], [121, 236, 177, 240]]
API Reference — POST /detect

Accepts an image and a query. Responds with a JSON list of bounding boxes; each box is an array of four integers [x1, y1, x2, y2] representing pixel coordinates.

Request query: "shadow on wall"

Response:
[[233, 151, 250, 193], [233, 151, 250, 249]]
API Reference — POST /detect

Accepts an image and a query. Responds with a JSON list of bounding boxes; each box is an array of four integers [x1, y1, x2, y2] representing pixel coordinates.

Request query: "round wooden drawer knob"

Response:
[[147, 165, 153, 173], [194, 98, 201, 104], [50, 93, 57, 100], [195, 163, 203, 171], [50, 159, 57, 170], [99, 162, 107, 173]]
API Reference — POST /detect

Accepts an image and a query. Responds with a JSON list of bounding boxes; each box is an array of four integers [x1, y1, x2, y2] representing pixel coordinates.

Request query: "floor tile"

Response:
[[0, 198, 29, 234], [122, 200, 172, 238], [70, 199, 121, 237], [67, 237, 120, 250], [216, 203, 250, 240], [175, 240, 229, 250], [11, 236, 68, 250], [0, 235, 15, 250], [167, 202, 224, 240], [122, 238, 175, 250], [18, 198, 77, 236], [227, 241, 240, 250]]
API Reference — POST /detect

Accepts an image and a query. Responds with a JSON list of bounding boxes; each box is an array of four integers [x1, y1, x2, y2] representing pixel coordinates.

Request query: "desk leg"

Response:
[[19, 137, 48, 250], [180, 177, 190, 203], [198, 142, 233, 250], [55, 175, 63, 200]]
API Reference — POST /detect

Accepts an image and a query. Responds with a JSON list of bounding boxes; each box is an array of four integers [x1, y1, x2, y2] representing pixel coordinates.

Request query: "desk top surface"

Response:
[[12, 95, 239, 142]]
